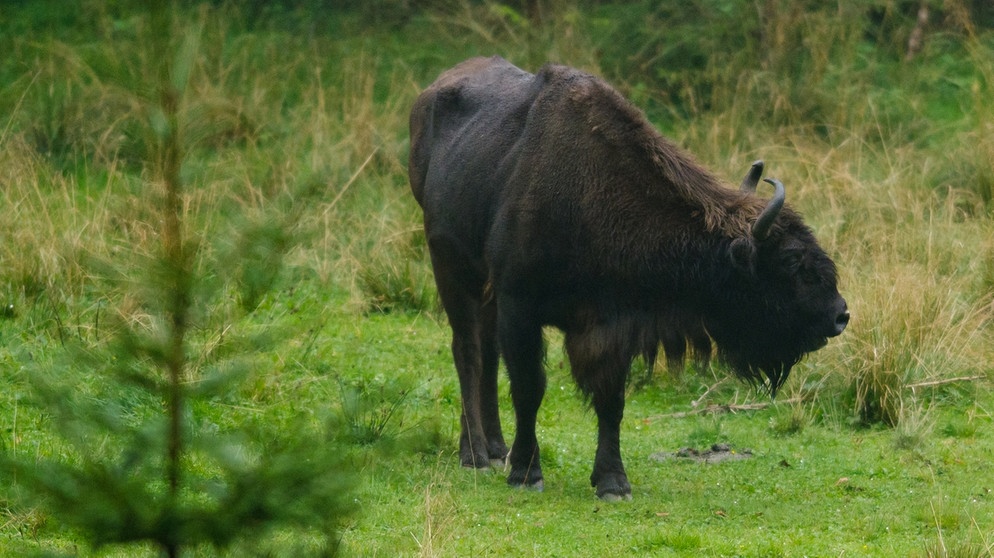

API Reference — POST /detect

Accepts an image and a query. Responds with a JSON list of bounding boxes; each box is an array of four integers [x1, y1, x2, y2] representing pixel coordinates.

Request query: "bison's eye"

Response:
[[780, 250, 803, 273], [800, 267, 823, 286]]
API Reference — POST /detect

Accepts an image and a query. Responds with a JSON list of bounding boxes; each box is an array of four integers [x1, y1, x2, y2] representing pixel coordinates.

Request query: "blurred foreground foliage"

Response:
[[0, 0, 992, 555], [1, 3, 354, 556]]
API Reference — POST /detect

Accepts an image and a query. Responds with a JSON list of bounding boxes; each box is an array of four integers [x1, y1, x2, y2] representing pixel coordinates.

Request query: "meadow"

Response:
[[1, 1, 993, 556]]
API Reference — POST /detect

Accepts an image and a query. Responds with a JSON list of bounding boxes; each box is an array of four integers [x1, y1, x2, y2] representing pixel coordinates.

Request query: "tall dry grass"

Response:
[[1, 1, 991, 431], [0, 6, 426, 315], [631, 4, 994, 428], [726, 127, 994, 427]]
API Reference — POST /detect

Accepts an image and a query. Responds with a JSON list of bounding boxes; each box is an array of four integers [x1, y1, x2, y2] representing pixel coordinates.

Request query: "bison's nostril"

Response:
[[834, 310, 850, 335]]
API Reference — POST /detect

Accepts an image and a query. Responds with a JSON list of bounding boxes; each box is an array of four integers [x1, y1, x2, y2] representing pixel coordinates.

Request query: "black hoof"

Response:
[[597, 490, 632, 502], [593, 473, 631, 501], [507, 463, 544, 491], [508, 477, 544, 492], [460, 453, 491, 469]]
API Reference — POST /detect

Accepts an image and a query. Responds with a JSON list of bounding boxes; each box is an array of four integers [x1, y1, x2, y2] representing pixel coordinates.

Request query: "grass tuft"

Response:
[[834, 267, 991, 426], [356, 227, 437, 315], [335, 377, 411, 446], [768, 401, 811, 437]]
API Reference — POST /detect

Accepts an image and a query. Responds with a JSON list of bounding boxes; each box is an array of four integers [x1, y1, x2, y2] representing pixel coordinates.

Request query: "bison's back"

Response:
[[409, 57, 537, 230]]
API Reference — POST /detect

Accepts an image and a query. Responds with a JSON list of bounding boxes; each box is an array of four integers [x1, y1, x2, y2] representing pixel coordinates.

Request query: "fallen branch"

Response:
[[906, 376, 985, 390], [647, 397, 804, 420], [691, 378, 728, 408]]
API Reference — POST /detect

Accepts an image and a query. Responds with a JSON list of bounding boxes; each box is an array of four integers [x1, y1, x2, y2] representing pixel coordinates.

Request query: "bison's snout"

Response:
[[832, 300, 850, 337]]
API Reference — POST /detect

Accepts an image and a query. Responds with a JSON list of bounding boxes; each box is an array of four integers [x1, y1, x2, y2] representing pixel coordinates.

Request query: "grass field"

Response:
[[1, 1, 993, 556]]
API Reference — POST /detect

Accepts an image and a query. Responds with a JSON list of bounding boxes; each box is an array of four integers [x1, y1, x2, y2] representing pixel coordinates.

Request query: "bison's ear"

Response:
[[729, 237, 757, 275]]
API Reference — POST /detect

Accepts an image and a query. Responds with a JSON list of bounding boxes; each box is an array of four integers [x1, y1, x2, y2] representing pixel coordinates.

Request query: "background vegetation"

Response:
[[1, 0, 993, 556]]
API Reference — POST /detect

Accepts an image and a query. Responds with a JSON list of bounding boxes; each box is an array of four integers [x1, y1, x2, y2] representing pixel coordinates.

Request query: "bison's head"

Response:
[[705, 162, 849, 394]]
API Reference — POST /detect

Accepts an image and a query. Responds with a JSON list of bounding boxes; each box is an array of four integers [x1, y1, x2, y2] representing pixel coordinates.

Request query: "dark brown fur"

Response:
[[409, 56, 848, 499]]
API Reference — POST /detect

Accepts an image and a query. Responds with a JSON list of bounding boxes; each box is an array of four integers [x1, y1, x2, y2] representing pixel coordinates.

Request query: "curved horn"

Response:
[[739, 160, 764, 192], [751, 178, 785, 240]]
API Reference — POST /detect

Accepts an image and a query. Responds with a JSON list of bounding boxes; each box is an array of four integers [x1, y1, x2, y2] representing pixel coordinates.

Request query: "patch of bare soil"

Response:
[[650, 443, 753, 464]]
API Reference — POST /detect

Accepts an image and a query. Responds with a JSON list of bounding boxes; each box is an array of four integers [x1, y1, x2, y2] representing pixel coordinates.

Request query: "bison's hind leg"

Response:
[[428, 241, 505, 469], [480, 299, 509, 465]]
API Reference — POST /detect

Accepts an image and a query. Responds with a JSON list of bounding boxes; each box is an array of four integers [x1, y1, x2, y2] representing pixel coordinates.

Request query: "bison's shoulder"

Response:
[[519, 64, 750, 235], [533, 64, 651, 144]]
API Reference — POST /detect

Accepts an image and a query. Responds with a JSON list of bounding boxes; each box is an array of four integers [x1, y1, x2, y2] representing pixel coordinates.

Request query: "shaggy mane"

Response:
[[549, 64, 764, 237]]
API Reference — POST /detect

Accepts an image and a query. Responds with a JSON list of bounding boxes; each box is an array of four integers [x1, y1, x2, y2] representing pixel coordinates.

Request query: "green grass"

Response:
[[1, 1, 994, 556], [216, 291, 994, 557]]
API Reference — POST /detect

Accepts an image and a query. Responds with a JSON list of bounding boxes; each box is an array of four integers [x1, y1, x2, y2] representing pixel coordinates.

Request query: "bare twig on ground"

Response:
[[907, 376, 984, 390], [647, 397, 804, 421], [691, 378, 728, 408]]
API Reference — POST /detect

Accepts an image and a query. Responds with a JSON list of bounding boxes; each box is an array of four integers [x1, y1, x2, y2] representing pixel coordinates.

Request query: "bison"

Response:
[[408, 56, 849, 500]]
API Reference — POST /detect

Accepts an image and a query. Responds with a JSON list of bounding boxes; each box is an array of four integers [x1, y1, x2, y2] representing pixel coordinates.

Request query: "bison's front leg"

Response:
[[565, 329, 632, 500], [590, 381, 631, 500], [499, 299, 546, 490]]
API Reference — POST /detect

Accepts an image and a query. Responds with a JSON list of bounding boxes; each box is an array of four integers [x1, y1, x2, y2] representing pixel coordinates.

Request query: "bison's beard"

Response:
[[717, 347, 801, 397], [705, 316, 828, 396]]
